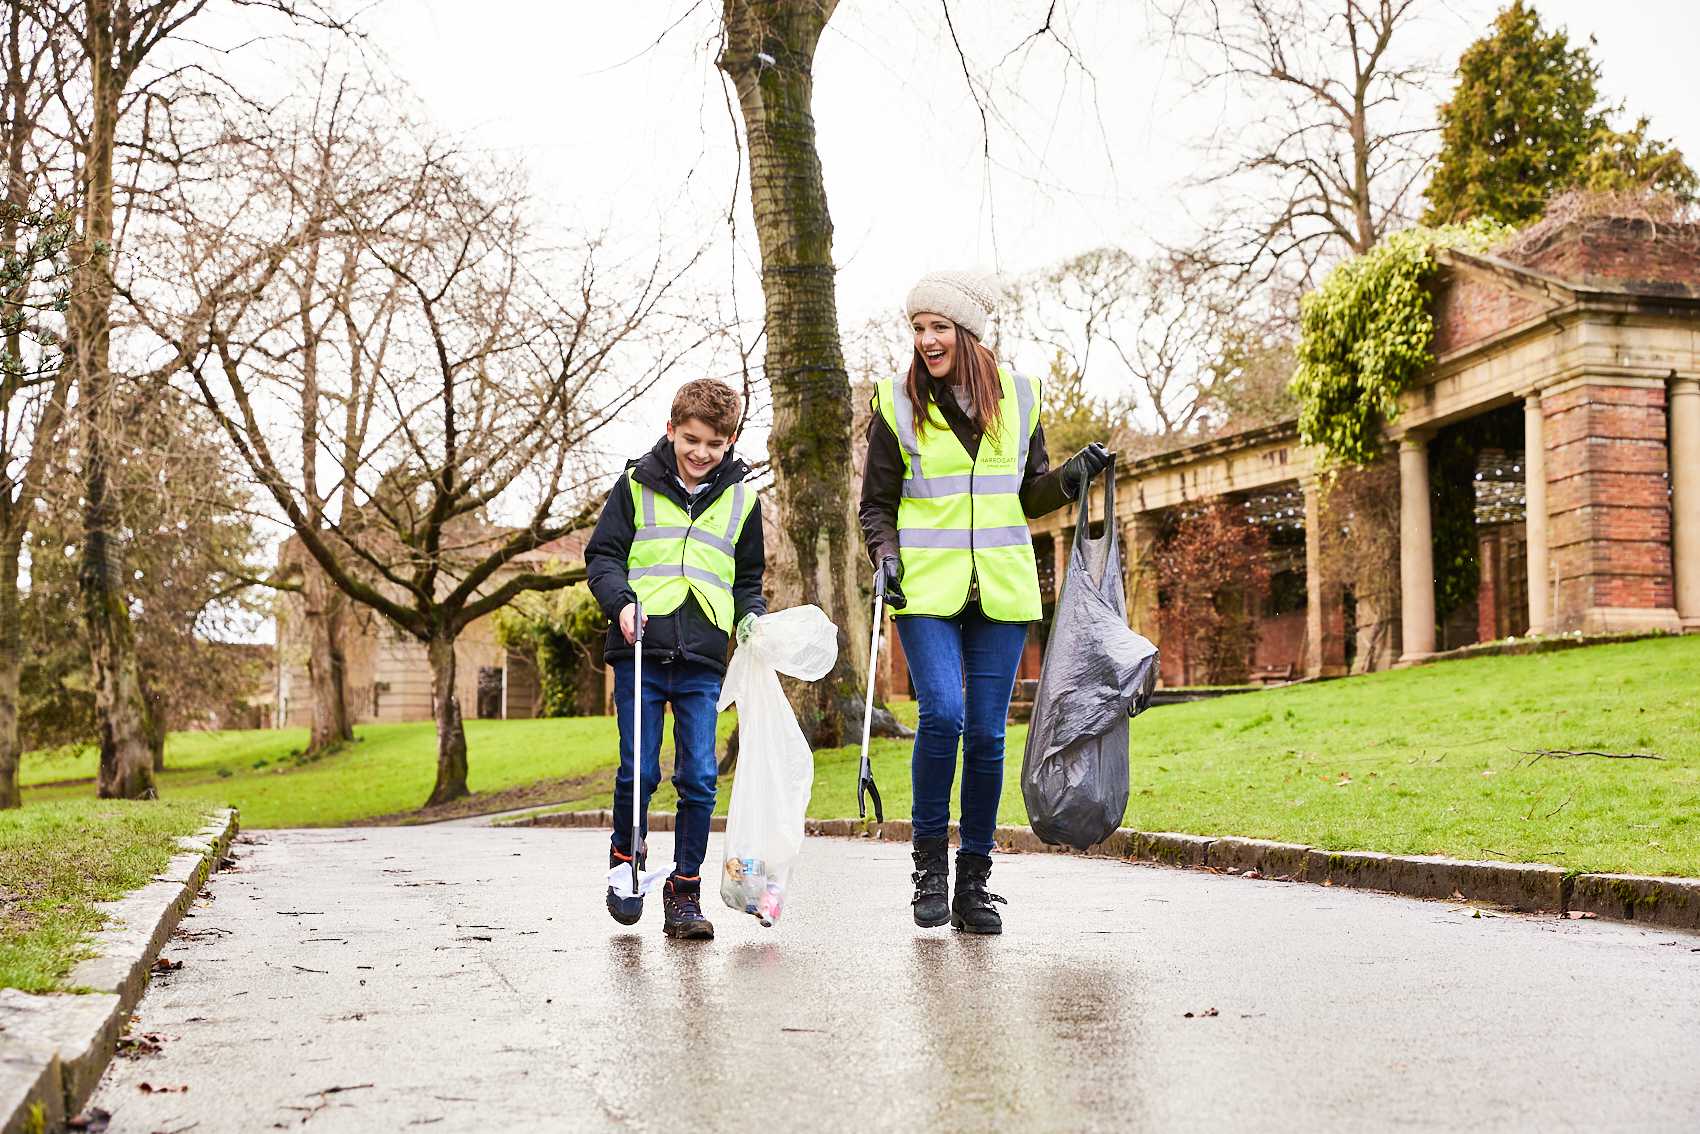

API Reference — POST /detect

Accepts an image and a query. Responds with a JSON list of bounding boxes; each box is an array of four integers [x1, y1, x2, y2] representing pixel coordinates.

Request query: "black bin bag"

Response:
[[1021, 461, 1159, 850]]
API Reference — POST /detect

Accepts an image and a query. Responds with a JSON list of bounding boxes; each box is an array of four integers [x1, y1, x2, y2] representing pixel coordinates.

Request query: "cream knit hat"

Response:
[[904, 270, 999, 340]]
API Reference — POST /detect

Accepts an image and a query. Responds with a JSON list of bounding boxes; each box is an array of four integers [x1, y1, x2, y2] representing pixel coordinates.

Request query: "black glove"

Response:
[[877, 555, 907, 610], [1060, 441, 1112, 498]]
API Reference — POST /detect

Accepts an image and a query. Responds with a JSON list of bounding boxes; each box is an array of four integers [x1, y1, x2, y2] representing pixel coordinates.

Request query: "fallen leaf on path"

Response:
[[138, 1082, 189, 1094], [117, 1032, 167, 1058], [1183, 1008, 1219, 1018], [65, 1107, 111, 1131], [1565, 911, 1597, 920], [151, 957, 183, 973]]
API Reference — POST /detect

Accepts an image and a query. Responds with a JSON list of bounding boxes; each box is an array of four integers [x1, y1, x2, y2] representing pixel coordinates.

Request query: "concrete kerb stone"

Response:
[[0, 1036, 61, 1134], [1, 808, 238, 1134], [516, 809, 1698, 934], [1569, 873, 1700, 932]]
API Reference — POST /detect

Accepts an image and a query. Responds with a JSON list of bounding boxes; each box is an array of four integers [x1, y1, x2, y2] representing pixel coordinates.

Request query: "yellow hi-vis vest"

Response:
[[874, 368, 1042, 622], [626, 476, 757, 632]]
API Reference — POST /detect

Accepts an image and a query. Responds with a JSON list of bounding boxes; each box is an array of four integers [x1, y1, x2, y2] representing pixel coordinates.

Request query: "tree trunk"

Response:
[[424, 631, 468, 807], [0, 535, 23, 809], [75, 2, 155, 800], [719, 0, 866, 748], [141, 670, 166, 772], [305, 568, 353, 752]]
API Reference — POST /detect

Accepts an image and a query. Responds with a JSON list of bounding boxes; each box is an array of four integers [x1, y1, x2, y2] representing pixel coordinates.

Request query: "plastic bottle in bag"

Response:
[[716, 605, 839, 926]]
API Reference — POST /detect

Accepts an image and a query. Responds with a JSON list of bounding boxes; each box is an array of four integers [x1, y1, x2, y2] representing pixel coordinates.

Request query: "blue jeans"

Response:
[[895, 604, 1028, 857], [610, 657, 721, 879]]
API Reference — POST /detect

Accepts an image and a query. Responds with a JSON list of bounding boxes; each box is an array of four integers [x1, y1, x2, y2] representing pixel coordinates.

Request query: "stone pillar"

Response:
[[1545, 379, 1679, 633], [1302, 477, 1346, 677], [1523, 392, 1551, 635], [1671, 377, 1700, 629], [1398, 434, 1436, 663]]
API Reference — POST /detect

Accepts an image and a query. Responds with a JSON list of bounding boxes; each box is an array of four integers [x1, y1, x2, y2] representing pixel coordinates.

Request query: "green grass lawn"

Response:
[[18, 634, 1700, 875], [0, 799, 207, 992], [804, 634, 1700, 877]]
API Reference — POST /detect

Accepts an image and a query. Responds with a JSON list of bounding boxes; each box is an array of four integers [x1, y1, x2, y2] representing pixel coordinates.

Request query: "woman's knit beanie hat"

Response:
[[904, 270, 999, 340]]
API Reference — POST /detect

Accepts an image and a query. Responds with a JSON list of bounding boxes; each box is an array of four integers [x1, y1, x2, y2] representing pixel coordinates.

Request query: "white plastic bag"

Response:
[[716, 605, 839, 926]]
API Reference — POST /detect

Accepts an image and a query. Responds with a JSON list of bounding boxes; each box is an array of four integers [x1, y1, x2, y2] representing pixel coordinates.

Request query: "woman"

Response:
[[859, 270, 1111, 935]]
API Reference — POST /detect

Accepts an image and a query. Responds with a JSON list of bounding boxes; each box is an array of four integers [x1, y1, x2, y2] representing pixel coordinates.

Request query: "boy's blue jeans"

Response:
[[895, 604, 1028, 857], [610, 656, 721, 879]]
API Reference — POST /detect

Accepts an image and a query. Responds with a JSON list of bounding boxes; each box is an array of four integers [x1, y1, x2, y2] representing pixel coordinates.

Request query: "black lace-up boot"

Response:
[[662, 875, 715, 940], [951, 852, 1006, 935], [606, 846, 645, 926], [910, 836, 950, 928]]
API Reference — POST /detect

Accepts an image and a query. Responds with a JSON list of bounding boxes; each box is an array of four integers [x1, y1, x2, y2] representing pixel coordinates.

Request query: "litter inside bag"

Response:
[[1021, 464, 1159, 851], [716, 605, 839, 926]]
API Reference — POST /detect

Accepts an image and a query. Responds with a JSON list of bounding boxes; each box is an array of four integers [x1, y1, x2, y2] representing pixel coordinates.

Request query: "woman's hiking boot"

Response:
[[662, 876, 715, 940], [606, 846, 645, 926], [911, 836, 951, 928], [951, 852, 1006, 935]]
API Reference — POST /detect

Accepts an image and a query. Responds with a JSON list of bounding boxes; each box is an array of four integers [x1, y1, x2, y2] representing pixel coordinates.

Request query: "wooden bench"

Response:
[[1248, 664, 1295, 685]]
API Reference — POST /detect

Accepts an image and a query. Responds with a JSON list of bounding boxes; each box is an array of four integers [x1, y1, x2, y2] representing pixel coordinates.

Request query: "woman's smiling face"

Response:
[[912, 313, 957, 380]]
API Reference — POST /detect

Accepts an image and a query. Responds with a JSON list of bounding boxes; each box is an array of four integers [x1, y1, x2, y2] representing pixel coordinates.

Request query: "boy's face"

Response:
[[667, 416, 734, 488]]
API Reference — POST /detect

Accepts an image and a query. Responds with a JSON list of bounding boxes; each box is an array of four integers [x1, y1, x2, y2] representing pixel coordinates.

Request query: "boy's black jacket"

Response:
[[585, 435, 766, 674]]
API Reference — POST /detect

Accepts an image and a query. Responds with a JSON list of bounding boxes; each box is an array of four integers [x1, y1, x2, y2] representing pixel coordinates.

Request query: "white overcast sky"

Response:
[[339, 0, 1700, 461]]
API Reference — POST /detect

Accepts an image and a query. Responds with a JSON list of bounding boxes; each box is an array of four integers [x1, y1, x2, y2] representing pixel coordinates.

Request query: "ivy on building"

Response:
[[493, 585, 606, 717], [1291, 219, 1514, 467]]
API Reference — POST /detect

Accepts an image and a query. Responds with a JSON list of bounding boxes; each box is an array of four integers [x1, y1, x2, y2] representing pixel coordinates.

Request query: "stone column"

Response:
[[1523, 391, 1551, 636], [1672, 376, 1700, 629], [1398, 434, 1436, 663], [1302, 477, 1346, 677], [1126, 512, 1162, 642]]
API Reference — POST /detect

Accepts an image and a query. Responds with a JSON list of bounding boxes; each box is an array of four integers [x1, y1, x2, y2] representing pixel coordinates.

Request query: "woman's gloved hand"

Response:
[[736, 612, 758, 645], [878, 555, 907, 609], [1060, 441, 1112, 497]]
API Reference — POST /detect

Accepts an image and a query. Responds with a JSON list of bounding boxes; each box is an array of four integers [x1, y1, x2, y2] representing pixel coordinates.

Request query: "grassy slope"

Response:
[[803, 634, 1700, 877], [0, 799, 206, 992]]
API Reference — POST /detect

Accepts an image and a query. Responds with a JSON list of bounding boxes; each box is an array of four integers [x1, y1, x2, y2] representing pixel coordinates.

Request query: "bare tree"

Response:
[[1005, 248, 1235, 437], [167, 95, 703, 807], [1161, 0, 1437, 288], [0, 1, 79, 808]]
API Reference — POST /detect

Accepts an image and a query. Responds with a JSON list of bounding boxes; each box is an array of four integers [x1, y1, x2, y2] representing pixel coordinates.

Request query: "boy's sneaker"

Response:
[[607, 847, 645, 926], [662, 876, 714, 940]]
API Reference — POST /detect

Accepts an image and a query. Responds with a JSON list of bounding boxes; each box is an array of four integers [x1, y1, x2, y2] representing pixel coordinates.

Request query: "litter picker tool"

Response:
[[630, 598, 643, 894], [856, 570, 887, 823], [606, 600, 668, 900]]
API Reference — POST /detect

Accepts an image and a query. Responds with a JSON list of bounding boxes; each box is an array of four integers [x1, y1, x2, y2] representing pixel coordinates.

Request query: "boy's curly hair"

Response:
[[671, 378, 742, 437]]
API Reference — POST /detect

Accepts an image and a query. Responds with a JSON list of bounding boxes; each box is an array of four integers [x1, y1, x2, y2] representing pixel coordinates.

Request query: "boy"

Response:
[[584, 378, 765, 940]]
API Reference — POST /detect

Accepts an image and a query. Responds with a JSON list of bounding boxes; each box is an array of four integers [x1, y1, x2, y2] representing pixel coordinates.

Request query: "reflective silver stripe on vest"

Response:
[[898, 524, 1033, 550], [1013, 370, 1035, 475], [724, 484, 746, 542], [641, 485, 657, 526], [632, 526, 735, 555], [892, 381, 924, 477], [629, 563, 733, 591], [901, 473, 1023, 499]]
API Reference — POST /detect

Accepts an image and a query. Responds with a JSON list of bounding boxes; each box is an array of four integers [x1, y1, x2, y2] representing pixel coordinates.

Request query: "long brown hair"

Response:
[[905, 326, 1003, 438]]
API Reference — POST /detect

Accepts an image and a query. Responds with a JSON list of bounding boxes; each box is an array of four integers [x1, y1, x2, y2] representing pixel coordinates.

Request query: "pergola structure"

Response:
[[1022, 217, 1700, 683]]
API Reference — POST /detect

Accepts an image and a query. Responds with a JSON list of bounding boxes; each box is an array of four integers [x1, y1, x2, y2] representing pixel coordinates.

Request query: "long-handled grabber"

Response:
[[607, 600, 666, 900], [856, 572, 887, 824]]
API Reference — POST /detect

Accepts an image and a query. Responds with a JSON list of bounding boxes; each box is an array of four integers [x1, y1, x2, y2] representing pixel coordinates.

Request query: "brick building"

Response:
[[881, 212, 1700, 696], [271, 531, 587, 727]]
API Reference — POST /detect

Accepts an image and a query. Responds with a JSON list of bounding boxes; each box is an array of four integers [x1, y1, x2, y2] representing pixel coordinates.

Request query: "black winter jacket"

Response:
[[858, 371, 1075, 570], [585, 436, 767, 674]]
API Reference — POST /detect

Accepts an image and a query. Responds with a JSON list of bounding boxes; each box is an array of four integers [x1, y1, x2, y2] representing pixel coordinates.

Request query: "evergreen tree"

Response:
[[1424, 1, 1695, 226]]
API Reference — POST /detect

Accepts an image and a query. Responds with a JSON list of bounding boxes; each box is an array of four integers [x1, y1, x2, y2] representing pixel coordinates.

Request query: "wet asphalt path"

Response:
[[87, 827, 1700, 1132]]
